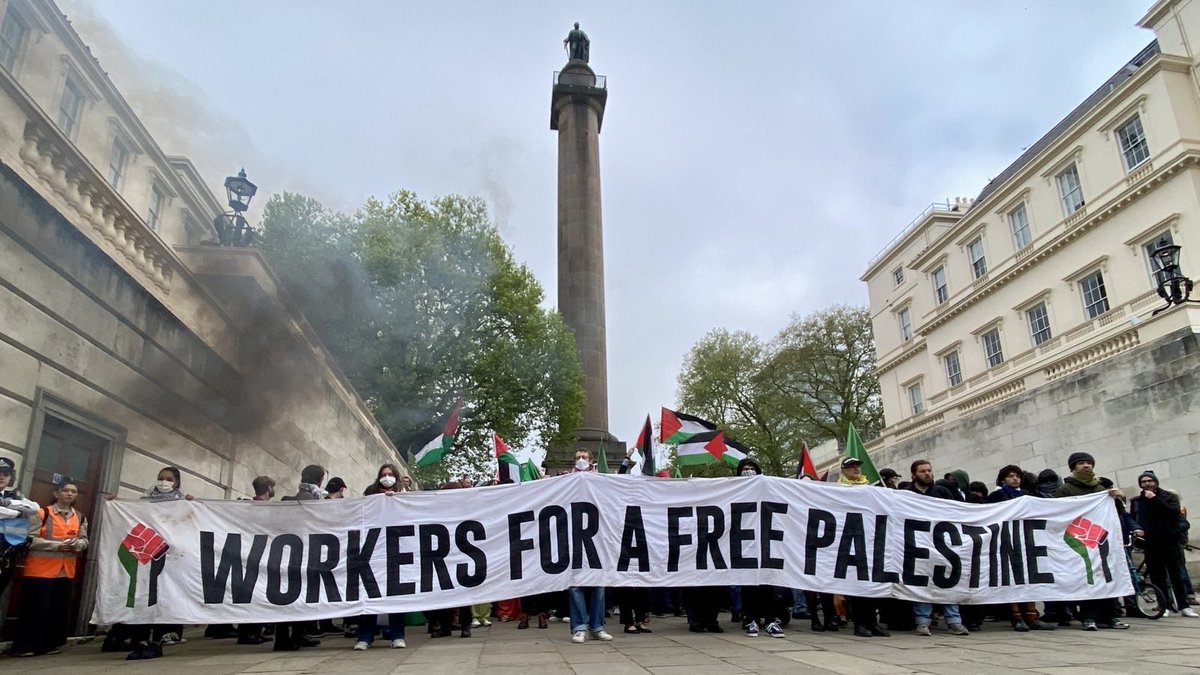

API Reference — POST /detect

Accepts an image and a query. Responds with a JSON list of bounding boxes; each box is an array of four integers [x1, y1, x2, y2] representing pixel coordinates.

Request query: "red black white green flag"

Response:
[[675, 430, 726, 466], [660, 407, 718, 445], [411, 398, 462, 467], [796, 442, 818, 480], [494, 432, 519, 483], [636, 415, 655, 476]]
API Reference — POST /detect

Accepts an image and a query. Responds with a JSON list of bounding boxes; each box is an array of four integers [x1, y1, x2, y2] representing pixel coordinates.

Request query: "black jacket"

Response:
[[906, 482, 956, 500], [1130, 489, 1182, 544]]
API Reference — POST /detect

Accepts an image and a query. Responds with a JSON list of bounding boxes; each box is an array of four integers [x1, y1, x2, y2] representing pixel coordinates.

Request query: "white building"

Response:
[[862, 0, 1200, 524], [0, 0, 404, 632]]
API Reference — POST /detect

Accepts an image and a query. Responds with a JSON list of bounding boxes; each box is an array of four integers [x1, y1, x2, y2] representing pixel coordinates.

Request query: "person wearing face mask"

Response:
[[0, 457, 38, 597], [11, 477, 88, 658], [732, 458, 787, 638], [273, 465, 327, 652], [365, 464, 401, 495], [565, 449, 611, 644]]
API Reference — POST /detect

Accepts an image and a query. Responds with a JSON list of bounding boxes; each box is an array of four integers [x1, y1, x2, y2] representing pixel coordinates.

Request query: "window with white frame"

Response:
[[968, 237, 987, 279], [107, 137, 130, 189], [1079, 270, 1110, 319], [0, 4, 30, 72], [1009, 203, 1031, 250], [1117, 115, 1150, 170], [908, 382, 924, 416], [944, 350, 962, 387], [1056, 164, 1084, 214], [892, 267, 904, 286], [898, 307, 912, 342], [1026, 301, 1052, 346], [56, 77, 85, 138], [1143, 231, 1174, 287], [982, 328, 1004, 367], [147, 183, 165, 231], [932, 266, 948, 305]]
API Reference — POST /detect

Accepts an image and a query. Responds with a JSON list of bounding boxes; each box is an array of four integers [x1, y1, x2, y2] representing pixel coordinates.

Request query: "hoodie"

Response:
[[1035, 469, 1061, 498]]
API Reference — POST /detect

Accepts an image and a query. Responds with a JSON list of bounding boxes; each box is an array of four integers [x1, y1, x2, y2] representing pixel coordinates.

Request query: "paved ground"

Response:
[[6, 613, 1200, 674]]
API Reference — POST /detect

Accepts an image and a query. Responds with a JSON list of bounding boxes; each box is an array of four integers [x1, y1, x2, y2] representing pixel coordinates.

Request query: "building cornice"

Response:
[[873, 337, 927, 376], [916, 150, 1200, 335]]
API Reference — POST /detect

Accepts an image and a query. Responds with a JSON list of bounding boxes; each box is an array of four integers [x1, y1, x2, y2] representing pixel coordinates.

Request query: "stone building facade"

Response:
[[0, 0, 404, 631], [862, 0, 1200, 530]]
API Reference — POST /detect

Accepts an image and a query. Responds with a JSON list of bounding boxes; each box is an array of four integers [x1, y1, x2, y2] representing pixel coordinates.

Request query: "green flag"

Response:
[[519, 459, 541, 483], [596, 443, 610, 474], [844, 422, 881, 484]]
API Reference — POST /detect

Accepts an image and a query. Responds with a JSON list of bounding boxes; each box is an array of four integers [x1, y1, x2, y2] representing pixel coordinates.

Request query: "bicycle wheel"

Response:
[[1134, 583, 1167, 620]]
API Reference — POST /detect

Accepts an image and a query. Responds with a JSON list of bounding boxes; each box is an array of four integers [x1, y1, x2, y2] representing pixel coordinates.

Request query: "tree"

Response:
[[673, 306, 882, 476], [259, 190, 584, 486], [757, 305, 883, 447]]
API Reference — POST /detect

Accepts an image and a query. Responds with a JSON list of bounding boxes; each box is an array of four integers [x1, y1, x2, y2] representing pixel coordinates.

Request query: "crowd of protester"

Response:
[[0, 446, 1194, 659]]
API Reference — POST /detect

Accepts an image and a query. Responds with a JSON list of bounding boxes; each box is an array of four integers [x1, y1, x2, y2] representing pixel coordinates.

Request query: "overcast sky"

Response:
[[67, 0, 1154, 448]]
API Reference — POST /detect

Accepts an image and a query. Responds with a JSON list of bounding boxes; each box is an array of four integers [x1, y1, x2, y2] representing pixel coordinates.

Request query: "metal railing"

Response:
[[553, 71, 606, 89], [865, 203, 955, 272]]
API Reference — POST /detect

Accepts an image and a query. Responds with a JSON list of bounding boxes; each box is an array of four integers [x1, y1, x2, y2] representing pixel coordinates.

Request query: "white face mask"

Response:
[[155, 480, 175, 492], [379, 475, 396, 488], [740, 469, 757, 477], [574, 458, 590, 471]]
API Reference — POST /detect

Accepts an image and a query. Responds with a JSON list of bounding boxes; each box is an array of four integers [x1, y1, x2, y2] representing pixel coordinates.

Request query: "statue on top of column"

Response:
[[564, 22, 590, 63]]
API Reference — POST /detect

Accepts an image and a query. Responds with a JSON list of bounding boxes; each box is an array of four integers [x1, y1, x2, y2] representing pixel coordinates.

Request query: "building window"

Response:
[[1117, 115, 1150, 170], [1009, 203, 1031, 250], [1026, 301, 1052, 346], [107, 138, 130, 189], [1079, 271, 1110, 319], [147, 183, 165, 231], [898, 307, 912, 342], [932, 266, 948, 305], [1056, 164, 1084, 214], [908, 382, 924, 416], [0, 5, 30, 72], [968, 237, 987, 279], [982, 328, 1004, 367], [892, 267, 904, 286], [944, 350, 962, 387], [57, 77, 85, 138], [1144, 232, 1174, 286]]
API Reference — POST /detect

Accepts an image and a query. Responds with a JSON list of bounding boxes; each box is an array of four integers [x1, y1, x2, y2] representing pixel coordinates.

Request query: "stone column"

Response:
[[551, 60, 618, 464]]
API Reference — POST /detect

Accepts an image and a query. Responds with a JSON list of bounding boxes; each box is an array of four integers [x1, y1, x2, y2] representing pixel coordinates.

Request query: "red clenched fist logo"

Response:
[[1063, 516, 1108, 585], [121, 524, 168, 564], [117, 523, 169, 607]]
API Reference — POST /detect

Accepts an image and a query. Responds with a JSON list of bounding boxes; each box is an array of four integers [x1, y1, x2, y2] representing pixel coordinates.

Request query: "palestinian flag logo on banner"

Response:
[[118, 523, 169, 608], [412, 398, 463, 467], [660, 407, 718, 445]]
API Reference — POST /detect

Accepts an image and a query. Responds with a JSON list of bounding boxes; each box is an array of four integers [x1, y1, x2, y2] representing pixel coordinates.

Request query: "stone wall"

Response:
[[872, 326, 1200, 534]]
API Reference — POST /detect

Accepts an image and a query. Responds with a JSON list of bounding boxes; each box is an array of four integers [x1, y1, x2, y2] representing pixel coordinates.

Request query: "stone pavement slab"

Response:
[[5, 614, 1200, 674]]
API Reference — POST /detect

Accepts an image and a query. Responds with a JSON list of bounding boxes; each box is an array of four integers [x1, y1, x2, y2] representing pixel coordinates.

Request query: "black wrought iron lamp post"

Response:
[[1150, 236, 1198, 314], [213, 168, 258, 247]]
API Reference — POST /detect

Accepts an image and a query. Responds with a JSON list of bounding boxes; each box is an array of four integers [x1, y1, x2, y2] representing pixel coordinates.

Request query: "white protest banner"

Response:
[[93, 473, 1132, 624]]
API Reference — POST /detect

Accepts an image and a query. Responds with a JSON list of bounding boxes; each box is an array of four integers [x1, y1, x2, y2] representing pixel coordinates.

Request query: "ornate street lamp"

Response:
[[1150, 236, 1197, 314], [213, 168, 258, 247]]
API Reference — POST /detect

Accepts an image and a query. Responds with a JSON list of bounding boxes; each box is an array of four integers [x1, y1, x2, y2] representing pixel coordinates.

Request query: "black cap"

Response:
[[0, 458, 13, 473], [325, 477, 347, 494], [879, 468, 898, 481], [1067, 452, 1095, 470], [841, 456, 863, 468]]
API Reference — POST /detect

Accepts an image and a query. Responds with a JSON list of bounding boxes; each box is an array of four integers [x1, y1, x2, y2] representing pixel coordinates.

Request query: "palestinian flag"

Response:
[[636, 415, 655, 476], [845, 422, 881, 484], [661, 407, 717, 444], [411, 398, 462, 467], [721, 435, 750, 468], [596, 443, 610, 474], [675, 430, 725, 466], [796, 442, 818, 480], [494, 432, 519, 483]]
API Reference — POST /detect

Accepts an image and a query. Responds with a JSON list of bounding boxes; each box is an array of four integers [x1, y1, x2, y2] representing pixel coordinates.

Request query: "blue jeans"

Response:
[[356, 613, 406, 643], [913, 602, 961, 627], [568, 586, 605, 633], [791, 589, 808, 613]]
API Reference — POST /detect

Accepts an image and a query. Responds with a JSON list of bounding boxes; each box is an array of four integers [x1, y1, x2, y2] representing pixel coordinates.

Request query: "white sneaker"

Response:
[[469, 619, 481, 628], [482, 619, 492, 626], [765, 621, 785, 638], [571, 630, 587, 644], [353, 641, 369, 651], [592, 629, 613, 641], [745, 621, 759, 637], [159, 633, 183, 646], [1182, 608, 1199, 618], [391, 639, 406, 648]]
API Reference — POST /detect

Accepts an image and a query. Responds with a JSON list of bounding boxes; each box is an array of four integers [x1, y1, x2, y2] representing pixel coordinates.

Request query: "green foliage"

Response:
[[675, 306, 882, 476], [259, 190, 584, 487]]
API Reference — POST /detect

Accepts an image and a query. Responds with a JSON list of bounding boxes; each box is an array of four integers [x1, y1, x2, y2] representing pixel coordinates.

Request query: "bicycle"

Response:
[[1125, 536, 1168, 620]]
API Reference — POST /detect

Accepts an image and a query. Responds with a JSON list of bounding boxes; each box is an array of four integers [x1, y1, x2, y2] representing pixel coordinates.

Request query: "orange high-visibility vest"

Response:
[[24, 507, 82, 579]]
